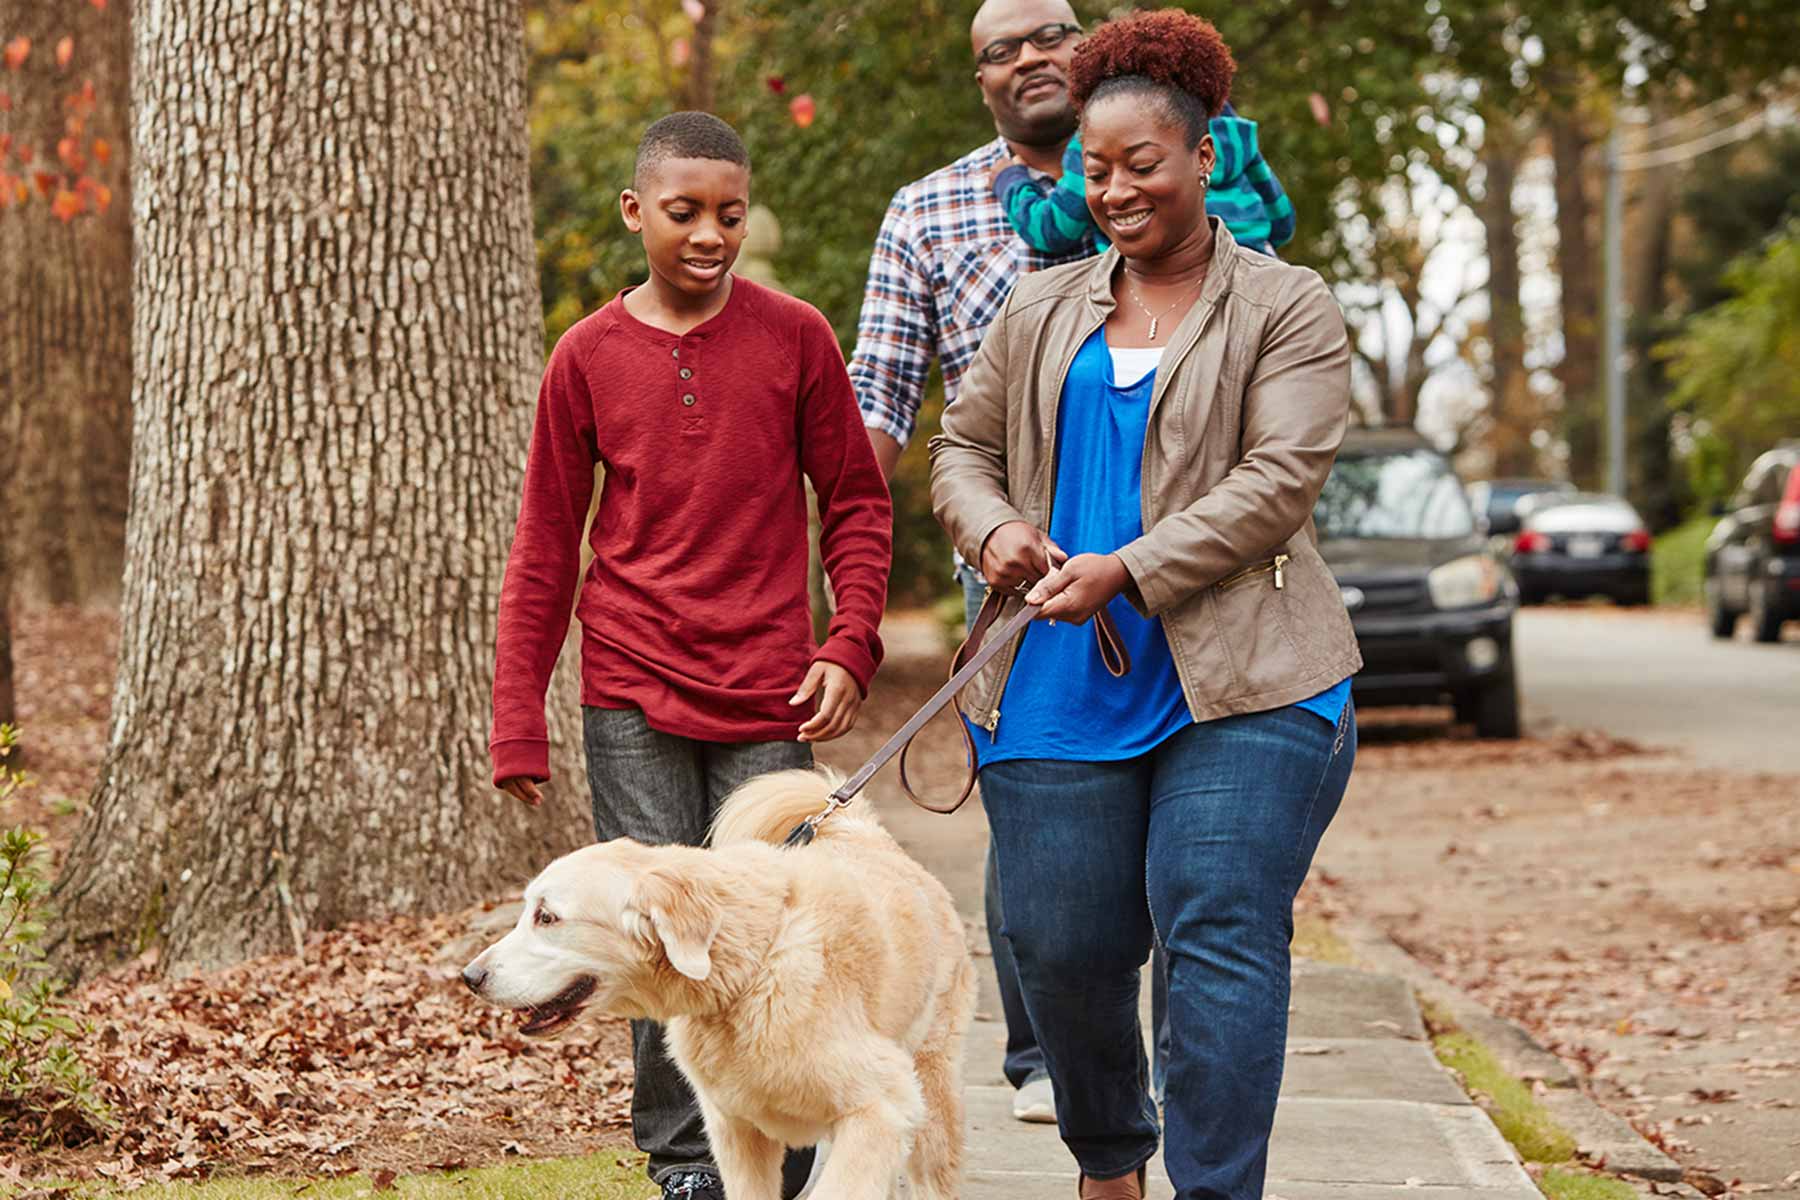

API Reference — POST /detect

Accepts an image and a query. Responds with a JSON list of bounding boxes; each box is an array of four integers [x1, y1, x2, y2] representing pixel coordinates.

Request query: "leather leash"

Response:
[[784, 587, 1131, 846]]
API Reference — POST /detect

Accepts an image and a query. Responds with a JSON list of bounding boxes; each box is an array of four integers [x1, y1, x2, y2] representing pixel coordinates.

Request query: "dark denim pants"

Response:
[[582, 705, 815, 1189], [978, 700, 1356, 1198], [961, 562, 1175, 1097]]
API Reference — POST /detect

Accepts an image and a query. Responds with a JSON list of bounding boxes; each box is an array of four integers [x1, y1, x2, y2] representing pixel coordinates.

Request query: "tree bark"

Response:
[[0, 0, 133, 606], [1478, 116, 1537, 477], [51, 0, 590, 978], [1548, 103, 1602, 489]]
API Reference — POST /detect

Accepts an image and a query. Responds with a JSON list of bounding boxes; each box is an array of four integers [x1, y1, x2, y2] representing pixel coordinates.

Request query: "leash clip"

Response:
[[781, 787, 856, 847]]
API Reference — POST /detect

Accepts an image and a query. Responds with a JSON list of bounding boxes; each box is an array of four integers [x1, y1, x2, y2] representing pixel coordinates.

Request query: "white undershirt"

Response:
[[1108, 345, 1165, 388]]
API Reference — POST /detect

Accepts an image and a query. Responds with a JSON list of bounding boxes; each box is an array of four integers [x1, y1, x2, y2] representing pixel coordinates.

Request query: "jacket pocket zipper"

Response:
[[1217, 553, 1291, 591]]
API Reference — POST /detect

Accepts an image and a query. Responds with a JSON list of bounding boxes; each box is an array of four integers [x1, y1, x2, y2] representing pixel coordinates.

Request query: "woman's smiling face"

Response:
[[1080, 90, 1215, 260]]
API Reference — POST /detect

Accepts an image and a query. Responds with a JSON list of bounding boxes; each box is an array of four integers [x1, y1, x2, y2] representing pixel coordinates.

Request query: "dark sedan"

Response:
[[1510, 493, 1652, 606], [1705, 443, 1800, 642], [1315, 430, 1520, 738]]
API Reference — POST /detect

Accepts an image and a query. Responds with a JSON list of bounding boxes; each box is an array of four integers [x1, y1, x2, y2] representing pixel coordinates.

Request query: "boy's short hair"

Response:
[[634, 112, 751, 188]]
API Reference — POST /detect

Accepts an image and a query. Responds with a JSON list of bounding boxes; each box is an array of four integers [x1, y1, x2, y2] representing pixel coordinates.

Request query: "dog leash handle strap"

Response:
[[829, 595, 1039, 811]]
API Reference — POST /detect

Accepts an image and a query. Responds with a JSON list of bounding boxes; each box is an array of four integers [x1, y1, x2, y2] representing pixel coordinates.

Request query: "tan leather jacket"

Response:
[[929, 223, 1362, 734]]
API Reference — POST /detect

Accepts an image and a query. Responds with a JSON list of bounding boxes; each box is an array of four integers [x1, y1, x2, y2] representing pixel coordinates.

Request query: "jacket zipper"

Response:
[[1215, 553, 1291, 591], [1140, 293, 1221, 704], [978, 311, 1109, 739]]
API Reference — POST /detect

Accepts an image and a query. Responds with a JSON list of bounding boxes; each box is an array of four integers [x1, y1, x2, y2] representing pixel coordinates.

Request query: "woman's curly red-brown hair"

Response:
[[1068, 9, 1236, 118]]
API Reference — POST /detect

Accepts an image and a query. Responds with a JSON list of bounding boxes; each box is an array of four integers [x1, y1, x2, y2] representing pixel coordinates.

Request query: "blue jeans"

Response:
[[582, 706, 816, 1193], [978, 701, 1356, 1198], [962, 561, 1174, 1096]]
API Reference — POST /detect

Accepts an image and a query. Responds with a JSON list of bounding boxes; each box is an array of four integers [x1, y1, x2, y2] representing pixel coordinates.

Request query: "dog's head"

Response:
[[460, 839, 725, 1035]]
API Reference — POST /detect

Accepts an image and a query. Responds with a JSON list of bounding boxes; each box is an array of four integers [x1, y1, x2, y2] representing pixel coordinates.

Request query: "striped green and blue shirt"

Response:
[[995, 104, 1296, 257]]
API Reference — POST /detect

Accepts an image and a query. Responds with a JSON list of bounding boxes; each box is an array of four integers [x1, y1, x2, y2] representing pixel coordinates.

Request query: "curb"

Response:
[[1335, 917, 1688, 1187]]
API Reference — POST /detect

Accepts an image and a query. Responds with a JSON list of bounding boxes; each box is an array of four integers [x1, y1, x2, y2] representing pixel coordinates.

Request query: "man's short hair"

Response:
[[634, 111, 750, 188]]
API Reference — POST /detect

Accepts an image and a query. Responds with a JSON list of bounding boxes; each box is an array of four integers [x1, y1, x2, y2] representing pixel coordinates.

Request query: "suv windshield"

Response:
[[1316, 449, 1477, 540]]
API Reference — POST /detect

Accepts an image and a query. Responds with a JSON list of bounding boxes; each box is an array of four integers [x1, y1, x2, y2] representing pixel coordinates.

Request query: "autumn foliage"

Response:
[[0, 2, 115, 222]]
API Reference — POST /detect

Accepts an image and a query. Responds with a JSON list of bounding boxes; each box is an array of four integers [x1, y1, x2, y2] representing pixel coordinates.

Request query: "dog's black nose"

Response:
[[461, 964, 488, 993]]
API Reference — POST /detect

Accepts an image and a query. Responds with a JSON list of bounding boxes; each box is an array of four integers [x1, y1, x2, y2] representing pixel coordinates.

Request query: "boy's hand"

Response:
[[498, 777, 544, 808], [1026, 553, 1130, 624], [791, 660, 862, 743]]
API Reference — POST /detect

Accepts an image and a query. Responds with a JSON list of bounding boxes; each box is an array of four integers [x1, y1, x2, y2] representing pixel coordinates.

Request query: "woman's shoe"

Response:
[[1077, 1165, 1146, 1199]]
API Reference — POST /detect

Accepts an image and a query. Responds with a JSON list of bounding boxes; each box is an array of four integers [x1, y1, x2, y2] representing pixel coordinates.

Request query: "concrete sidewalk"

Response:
[[868, 790, 1541, 1199]]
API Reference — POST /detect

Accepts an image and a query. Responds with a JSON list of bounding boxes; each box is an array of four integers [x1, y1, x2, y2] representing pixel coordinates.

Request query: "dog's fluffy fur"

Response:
[[463, 769, 975, 1200]]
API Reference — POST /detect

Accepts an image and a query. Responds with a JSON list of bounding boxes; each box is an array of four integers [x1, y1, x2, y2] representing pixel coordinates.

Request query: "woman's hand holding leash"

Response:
[[980, 520, 1067, 593], [1027, 553, 1131, 624]]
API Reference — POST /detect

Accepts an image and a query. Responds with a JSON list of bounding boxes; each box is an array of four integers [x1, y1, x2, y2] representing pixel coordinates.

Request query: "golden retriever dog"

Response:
[[461, 768, 974, 1200]]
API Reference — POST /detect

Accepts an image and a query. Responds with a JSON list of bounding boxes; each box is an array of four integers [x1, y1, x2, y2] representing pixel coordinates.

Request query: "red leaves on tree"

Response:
[[16, 141, 33, 164], [789, 93, 816, 128], [3, 37, 29, 70], [0, 91, 11, 112], [56, 36, 74, 69], [76, 173, 111, 213], [766, 75, 785, 94], [57, 136, 86, 173], [50, 187, 84, 222], [90, 0, 109, 9], [0, 173, 16, 209], [0, 133, 11, 160], [92, 137, 111, 164], [33, 170, 56, 196]]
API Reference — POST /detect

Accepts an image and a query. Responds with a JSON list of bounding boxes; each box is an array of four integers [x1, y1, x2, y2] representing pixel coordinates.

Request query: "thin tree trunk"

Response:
[[1479, 117, 1537, 476], [1548, 103, 1602, 489], [0, 0, 133, 606], [51, 0, 589, 978], [1628, 144, 1681, 527]]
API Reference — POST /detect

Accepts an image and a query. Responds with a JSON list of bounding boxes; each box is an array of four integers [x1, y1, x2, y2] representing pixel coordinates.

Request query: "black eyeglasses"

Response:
[[976, 22, 1082, 67]]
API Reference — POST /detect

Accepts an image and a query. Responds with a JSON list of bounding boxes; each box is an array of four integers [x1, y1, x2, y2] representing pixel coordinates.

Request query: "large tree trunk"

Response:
[[0, 0, 133, 606], [1478, 117, 1538, 477], [51, 0, 590, 978], [1548, 103, 1602, 489]]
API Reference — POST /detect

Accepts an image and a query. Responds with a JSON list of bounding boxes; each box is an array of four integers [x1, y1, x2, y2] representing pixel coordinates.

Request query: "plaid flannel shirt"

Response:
[[849, 137, 1096, 448]]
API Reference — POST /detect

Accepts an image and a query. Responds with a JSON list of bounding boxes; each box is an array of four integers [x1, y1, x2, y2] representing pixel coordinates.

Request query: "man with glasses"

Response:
[[847, 0, 1092, 1128]]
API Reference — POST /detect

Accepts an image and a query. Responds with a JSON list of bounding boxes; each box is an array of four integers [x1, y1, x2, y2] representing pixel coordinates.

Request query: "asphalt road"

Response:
[[1514, 604, 1800, 772]]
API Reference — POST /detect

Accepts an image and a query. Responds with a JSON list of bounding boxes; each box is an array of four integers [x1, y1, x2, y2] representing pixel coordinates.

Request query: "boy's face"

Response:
[[620, 157, 750, 299]]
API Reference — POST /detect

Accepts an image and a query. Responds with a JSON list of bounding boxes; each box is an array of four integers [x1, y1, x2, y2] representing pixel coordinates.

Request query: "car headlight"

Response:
[[1427, 554, 1502, 609]]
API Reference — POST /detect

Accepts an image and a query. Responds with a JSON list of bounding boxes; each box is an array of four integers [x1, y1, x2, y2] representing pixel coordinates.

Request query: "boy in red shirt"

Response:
[[490, 112, 891, 1200]]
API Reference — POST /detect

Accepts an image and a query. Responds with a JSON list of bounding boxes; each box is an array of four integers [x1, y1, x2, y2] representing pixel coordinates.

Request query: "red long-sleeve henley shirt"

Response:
[[490, 277, 892, 784]]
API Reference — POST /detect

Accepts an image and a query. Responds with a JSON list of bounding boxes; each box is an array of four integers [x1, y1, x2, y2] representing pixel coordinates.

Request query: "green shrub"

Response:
[[0, 724, 112, 1144], [1652, 514, 1717, 607]]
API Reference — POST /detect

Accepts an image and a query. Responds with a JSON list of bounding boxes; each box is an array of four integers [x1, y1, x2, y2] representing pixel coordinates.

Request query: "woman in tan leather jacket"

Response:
[[928, 12, 1361, 1200]]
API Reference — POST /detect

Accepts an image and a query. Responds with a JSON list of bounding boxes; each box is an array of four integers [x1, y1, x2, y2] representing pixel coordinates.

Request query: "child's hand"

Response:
[[791, 660, 862, 743], [988, 153, 1026, 191], [498, 777, 544, 808]]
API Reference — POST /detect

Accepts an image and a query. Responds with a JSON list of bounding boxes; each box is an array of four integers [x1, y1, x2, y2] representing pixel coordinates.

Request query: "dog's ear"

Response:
[[632, 867, 721, 982]]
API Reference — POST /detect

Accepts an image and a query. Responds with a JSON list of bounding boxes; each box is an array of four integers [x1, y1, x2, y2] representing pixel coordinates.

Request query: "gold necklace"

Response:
[[1126, 272, 1206, 341]]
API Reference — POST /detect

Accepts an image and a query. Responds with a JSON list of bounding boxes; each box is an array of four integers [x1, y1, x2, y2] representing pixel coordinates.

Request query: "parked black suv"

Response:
[[1704, 443, 1800, 642], [1315, 430, 1520, 737]]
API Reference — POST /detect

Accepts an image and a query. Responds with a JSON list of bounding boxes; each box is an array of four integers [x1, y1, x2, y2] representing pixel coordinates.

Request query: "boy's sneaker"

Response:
[[1012, 1074, 1057, 1123], [661, 1170, 725, 1200]]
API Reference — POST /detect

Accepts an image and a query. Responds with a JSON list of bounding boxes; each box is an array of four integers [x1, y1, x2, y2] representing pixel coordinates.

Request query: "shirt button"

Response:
[[682, 394, 697, 406], [671, 347, 680, 358], [679, 367, 693, 379]]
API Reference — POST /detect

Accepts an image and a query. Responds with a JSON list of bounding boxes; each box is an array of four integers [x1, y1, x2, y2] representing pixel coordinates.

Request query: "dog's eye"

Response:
[[534, 907, 559, 927]]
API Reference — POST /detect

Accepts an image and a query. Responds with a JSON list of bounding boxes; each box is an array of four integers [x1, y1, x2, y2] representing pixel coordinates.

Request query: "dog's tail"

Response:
[[708, 767, 884, 849]]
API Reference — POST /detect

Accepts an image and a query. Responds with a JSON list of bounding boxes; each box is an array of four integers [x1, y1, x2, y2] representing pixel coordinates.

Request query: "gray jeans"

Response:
[[582, 705, 813, 1187]]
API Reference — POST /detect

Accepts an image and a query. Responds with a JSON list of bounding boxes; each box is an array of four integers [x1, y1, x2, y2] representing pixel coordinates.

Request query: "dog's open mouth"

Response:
[[515, 976, 597, 1036]]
